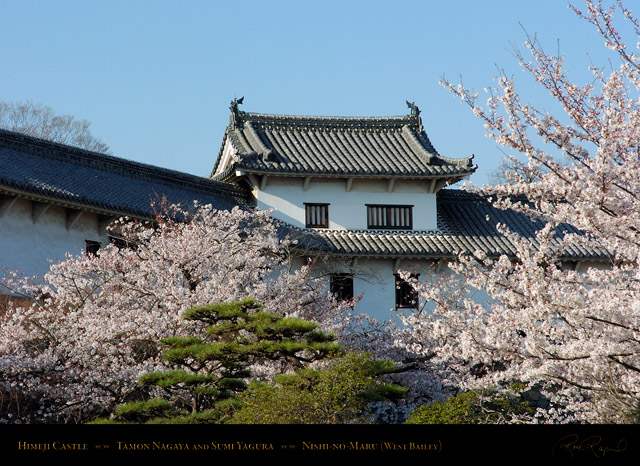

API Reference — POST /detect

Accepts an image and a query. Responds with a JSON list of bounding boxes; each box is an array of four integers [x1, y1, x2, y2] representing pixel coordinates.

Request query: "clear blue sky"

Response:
[[0, 0, 625, 186]]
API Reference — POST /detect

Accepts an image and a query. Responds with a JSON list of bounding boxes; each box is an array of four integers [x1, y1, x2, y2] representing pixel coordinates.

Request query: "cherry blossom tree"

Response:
[[398, 0, 640, 423], [0, 203, 348, 423]]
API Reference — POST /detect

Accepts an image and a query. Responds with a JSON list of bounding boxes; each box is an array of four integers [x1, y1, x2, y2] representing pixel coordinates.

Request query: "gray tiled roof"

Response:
[[1, 127, 604, 262], [212, 103, 476, 180], [286, 189, 609, 260], [0, 129, 247, 219]]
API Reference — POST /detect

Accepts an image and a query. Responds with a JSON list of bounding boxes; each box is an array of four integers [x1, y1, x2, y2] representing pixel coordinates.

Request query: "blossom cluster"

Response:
[[403, 0, 640, 423], [0, 204, 346, 423]]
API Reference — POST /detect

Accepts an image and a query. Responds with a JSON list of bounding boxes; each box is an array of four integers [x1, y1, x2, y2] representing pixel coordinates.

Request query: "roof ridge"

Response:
[[236, 111, 416, 131]]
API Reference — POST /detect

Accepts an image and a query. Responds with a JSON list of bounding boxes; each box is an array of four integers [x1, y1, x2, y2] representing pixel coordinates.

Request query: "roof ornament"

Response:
[[230, 96, 244, 129], [406, 100, 423, 132]]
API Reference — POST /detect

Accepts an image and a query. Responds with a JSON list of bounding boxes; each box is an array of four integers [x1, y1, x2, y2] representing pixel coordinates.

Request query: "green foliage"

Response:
[[406, 388, 535, 424], [116, 399, 177, 418], [139, 370, 221, 388], [229, 352, 406, 424], [89, 399, 183, 424], [170, 298, 341, 366], [101, 298, 342, 424]]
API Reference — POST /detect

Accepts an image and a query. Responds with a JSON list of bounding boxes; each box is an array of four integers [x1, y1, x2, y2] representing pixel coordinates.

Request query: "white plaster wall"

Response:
[[301, 256, 503, 322], [336, 258, 604, 322], [255, 177, 438, 231], [351, 259, 398, 322], [350, 258, 469, 321], [303, 256, 465, 322], [0, 198, 109, 280]]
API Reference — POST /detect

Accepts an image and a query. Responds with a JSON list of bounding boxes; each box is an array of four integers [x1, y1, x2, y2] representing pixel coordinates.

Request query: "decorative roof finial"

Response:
[[230, 96, 244, 129], [406, 100, 423, 132], [406, 100, 419, 117]]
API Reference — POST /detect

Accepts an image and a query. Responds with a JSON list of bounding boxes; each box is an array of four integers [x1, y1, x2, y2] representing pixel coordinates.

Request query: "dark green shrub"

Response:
[[230, 351, 406, 424], [406, 388, 534, 424]]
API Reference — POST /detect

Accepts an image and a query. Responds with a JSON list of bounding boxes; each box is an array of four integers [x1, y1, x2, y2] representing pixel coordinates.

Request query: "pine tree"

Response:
[[98, 298, 342, 424]]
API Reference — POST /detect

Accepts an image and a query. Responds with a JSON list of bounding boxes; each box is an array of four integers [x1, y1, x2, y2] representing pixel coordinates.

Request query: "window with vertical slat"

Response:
[[304, 203, 329, 228], [367, 205, 413, 230]]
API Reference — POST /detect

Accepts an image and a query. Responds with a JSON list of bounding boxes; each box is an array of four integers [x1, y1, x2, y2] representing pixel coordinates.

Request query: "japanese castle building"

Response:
[[0, 99, 606, 320]]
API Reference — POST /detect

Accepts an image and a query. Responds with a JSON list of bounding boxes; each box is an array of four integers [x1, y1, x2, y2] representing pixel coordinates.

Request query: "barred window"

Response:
[[330, 273, 354, 301], [305, 203, 329, 228], [395, 273, 419, 309], [367, 205, 413, 230]]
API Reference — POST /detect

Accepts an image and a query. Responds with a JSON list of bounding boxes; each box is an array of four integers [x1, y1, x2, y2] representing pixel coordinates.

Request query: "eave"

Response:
[[0, 185, 144, 219]]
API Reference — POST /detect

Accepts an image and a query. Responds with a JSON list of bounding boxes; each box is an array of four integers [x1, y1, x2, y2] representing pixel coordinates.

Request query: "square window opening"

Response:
[[330, 273, 354, 301], [85, 240, 101, 256], [305, 203, 329, 228], [395, 273, 419, 309]]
